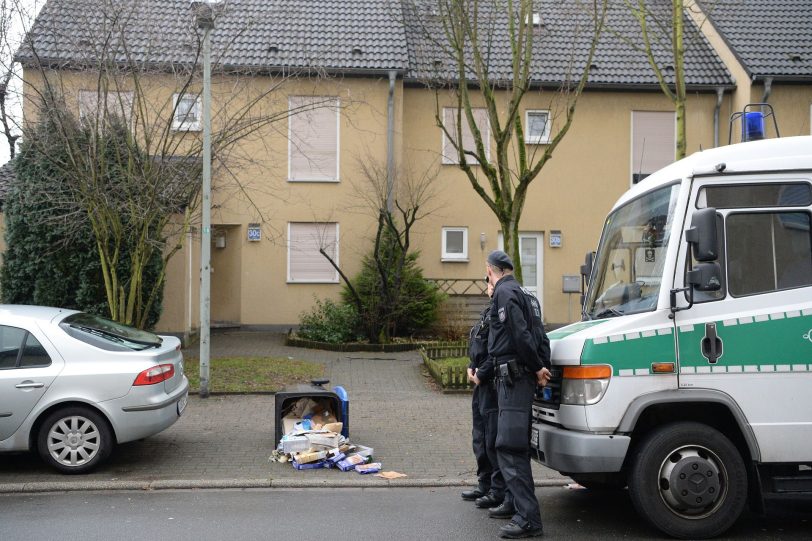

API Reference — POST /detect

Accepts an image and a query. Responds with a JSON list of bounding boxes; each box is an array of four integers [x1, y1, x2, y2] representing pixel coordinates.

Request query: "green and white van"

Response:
[[531, 135, 812, 539]]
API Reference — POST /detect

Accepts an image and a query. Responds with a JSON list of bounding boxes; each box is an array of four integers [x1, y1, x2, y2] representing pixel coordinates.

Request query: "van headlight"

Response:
[[560, 365, 611, 405]]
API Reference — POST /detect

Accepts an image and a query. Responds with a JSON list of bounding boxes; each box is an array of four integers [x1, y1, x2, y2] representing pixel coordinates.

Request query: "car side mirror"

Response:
[[687, 262, 723, 292], [685, 208, 719, 262]]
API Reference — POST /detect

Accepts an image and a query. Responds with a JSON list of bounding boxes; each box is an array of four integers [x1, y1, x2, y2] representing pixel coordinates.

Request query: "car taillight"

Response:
[[133, 364, 175, 386]]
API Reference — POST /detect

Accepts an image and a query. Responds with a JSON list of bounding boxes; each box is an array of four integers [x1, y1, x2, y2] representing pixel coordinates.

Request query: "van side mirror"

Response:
[[687, 262, 722, 291], [685, 208, 719, 262], [579, 251, 595, 308]]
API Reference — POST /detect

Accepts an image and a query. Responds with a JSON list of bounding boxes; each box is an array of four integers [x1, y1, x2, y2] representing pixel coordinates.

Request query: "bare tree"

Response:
[[15, 0, 338, 327], [316, 153, 443, 342], [624, 0, 689, 159], [406, 0, 608, 282]]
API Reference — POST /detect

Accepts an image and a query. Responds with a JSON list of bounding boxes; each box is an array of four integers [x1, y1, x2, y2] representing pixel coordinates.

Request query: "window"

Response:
[[631, 111, 675, 184], [78, 90, 134, 124], [172, 93, 201, 131], [0, 326, 51, 369], [698, 183, 812, 209], [442, 107, 490, 164], [60, 313, 162, 351], [726, 211, 812, 296], [288, 223, 339, 283], [525, 110, 551, 144], [442, 227, 468, 261], [288, 96, 340, 181]]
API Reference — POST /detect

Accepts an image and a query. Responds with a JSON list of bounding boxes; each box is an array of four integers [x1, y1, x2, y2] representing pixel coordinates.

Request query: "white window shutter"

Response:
[[632, 111, 676, 178], [288, 223, 339, 282], [289, 96, 339, 181], [442, 107, 489, 164]]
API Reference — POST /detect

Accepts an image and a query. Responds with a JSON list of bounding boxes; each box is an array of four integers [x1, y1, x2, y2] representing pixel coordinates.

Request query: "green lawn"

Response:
[[183, 356, 325, 393]]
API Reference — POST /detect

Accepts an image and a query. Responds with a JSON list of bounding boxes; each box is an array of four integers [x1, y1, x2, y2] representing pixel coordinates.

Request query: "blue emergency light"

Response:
[[729, 103, 779, 145], [743, 111, 765, 141]]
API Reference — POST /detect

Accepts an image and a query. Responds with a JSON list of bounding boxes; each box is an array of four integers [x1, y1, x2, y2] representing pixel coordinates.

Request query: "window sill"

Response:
[[287, 178, 340, 183], [287, 280, 340, 284], [525, 139, 550, 145], [441, 258, 469, 263], [172, 124, 201, 132]]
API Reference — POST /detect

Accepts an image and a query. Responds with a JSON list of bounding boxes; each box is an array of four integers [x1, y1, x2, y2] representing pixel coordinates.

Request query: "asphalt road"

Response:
[[1, 487, 809, 540]]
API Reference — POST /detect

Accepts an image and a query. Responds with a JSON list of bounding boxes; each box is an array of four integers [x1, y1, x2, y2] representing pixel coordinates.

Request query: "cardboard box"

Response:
[[280, 435, 310, 454], [305, 432, 340, 449], [294, 450, 327, 464]]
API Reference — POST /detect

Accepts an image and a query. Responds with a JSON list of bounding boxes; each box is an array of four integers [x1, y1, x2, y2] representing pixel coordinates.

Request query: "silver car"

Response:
[[0, 305, 189, 473]]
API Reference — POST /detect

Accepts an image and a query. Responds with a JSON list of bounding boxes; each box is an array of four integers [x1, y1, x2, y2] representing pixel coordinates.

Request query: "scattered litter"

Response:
[[564, 483, 587, 490], [374, 471, 407, 479], [272, 396, 383, 475]]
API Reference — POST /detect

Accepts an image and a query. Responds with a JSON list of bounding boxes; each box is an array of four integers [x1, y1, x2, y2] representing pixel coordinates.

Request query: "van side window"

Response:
[[726, 212, 812, 296], [698, 183, 812, 209]]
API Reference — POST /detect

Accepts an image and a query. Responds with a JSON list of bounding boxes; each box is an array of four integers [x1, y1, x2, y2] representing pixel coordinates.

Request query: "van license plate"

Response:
[[177, 393, 188, 416], [530, 428, 539, 448]]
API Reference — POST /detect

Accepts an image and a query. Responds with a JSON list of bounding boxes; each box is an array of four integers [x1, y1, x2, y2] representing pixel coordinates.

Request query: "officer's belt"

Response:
[[493, 355, 518, 365]]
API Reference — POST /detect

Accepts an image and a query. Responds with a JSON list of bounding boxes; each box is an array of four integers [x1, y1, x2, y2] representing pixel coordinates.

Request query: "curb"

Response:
[[0, 477, 571, 494]]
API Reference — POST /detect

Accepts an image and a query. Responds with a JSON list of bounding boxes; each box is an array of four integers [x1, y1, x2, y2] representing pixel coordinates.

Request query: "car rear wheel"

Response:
[[37, 406, 113, 474]]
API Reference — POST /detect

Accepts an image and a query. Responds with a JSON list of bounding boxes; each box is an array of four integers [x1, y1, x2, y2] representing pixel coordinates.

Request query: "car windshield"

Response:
[[584, 184, 681, 319], [61, 313, 162, 351]]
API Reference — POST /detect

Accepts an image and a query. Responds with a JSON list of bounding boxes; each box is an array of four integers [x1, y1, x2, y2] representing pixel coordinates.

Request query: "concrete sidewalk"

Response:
[[0, 332, 570, 493]]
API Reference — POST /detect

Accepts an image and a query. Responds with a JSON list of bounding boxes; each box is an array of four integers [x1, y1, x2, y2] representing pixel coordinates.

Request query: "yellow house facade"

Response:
[[9, 0, 812, 334]]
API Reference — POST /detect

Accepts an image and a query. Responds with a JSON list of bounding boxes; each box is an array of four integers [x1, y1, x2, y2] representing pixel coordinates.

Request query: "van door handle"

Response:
[[701, 323, 723, 364], [15, 382, 45, 389]]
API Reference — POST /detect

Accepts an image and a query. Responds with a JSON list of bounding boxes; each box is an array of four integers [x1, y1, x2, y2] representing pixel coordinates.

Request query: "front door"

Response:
[[499, 232, 544, 308], [674, 175, 812, 463]]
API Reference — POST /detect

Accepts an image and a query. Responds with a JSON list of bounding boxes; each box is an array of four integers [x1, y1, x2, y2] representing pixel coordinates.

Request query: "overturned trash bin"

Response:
[[274, 379, 349, 447]]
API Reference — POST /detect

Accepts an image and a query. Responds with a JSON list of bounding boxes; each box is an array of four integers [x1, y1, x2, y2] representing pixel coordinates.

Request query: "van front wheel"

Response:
[[628, 421, 747, 539]]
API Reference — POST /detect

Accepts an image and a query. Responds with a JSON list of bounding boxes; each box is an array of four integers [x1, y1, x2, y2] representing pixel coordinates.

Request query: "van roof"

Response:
[[616, 135, 812, 210]]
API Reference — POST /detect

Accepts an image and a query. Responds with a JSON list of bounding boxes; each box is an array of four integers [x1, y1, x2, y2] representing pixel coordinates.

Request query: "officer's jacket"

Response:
[[487, 275, 551, 372], [468, 303, 495, 382]]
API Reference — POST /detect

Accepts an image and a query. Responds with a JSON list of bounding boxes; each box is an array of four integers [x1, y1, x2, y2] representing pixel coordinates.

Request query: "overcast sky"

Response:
[[1, 0, 43, 166]]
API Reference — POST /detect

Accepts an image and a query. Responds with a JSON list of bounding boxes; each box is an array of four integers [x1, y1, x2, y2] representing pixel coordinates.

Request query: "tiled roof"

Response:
[[16, 0, 410, 72], [18, 0, 732, 88], [700, 0, 812, 80], [403, 0, 732, 88]]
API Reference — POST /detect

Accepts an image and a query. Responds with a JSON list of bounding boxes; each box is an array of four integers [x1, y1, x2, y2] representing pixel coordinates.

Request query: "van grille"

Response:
[[534, 367, 563, 411]]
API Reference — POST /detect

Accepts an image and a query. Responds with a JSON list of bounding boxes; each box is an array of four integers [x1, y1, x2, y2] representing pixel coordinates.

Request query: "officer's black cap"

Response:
[[487, 250, 514, 271]]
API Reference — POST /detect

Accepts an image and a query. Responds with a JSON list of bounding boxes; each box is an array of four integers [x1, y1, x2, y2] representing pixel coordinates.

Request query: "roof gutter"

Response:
[[386, 70, 396, 213], [761, 76, 773, 103], [713, 87, 724, 148]]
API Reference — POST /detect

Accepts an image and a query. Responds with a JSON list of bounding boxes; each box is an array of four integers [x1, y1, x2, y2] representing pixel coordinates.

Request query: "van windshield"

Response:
[[61, 313, 162, 351], [585, 184, 681, 319]]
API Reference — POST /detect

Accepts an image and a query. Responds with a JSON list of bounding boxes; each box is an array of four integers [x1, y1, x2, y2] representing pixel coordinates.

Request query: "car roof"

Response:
[[615, 135, 812, 210], [0, 305, 79, 325]]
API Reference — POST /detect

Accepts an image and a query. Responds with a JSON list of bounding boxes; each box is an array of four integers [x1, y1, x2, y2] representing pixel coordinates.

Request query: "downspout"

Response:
[[713, 87, 724, 148], [761, 76, 773, 103], [386, 70, 396, 213]]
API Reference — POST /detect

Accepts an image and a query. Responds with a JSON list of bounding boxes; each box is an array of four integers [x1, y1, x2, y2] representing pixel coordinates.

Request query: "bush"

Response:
[[0, 110, 164, 329], [344, 243, 445, 340], [298, 298, 360, 344]]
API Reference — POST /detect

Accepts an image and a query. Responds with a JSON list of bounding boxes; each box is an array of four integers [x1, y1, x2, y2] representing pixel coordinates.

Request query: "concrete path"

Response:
[[0, 332, 569, 492]]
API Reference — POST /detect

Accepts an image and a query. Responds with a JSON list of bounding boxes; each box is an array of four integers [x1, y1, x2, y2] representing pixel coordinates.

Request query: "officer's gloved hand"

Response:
[[536, 367, 552, 387]]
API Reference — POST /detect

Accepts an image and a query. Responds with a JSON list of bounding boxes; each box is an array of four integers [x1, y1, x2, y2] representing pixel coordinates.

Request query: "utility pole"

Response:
[[194, 1, 216, 398]]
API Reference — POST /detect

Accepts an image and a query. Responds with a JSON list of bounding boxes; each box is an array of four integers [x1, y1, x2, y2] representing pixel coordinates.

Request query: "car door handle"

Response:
[[15, 382, 45, 389]]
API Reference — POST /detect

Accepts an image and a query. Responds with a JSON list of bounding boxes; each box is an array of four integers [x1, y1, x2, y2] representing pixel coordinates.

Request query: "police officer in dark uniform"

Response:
[[485, 250, 551, 539], [462, 280, 509, 512]]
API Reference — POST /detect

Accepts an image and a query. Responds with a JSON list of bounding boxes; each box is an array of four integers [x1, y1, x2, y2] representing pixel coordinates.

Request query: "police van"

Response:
[[531, 132, 812, 539]]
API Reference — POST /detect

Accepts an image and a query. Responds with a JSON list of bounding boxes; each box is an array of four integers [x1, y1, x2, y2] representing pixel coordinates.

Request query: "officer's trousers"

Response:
[[495, 373, 542, 529], [471, 385, 493, 492], [479, 382, 507, 500]]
